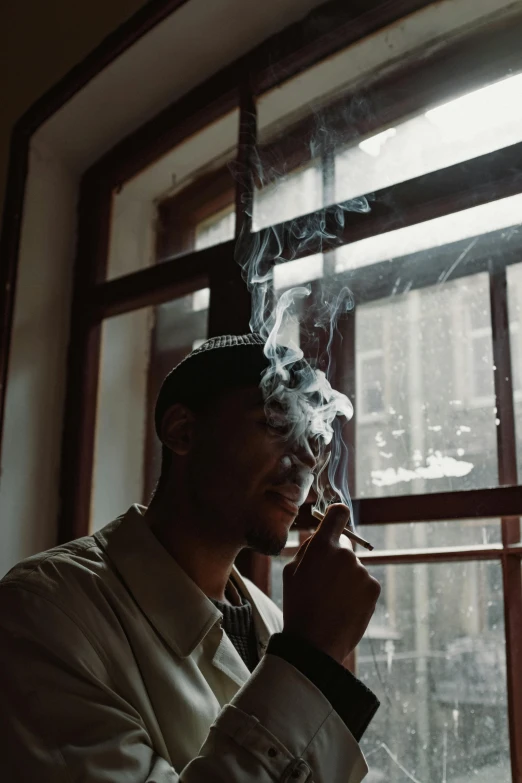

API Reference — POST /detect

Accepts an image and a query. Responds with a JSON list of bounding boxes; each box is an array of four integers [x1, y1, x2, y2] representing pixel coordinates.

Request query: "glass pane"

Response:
[[273, 253, 324, 292], [337, 193, 522, 274], [195, 206, 235, 250], [359, 561, 510, 783], [91, 289, 209, 530], [356, 273, 498, 498], [257, 22, 522, 222], [106, 109, 238, 280], [357, 520, 501, 553], [335, 71, 522, 205], [255, 77, 324, 229], [253, 163, 323, 231], [507, 262, 522, 477]]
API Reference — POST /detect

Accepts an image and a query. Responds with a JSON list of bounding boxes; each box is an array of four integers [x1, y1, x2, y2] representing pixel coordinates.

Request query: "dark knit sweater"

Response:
[[210, 595, 259, 672]]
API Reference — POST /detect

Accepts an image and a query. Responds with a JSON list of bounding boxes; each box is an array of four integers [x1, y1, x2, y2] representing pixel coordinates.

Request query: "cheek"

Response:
[[221, 427, 283, 486]]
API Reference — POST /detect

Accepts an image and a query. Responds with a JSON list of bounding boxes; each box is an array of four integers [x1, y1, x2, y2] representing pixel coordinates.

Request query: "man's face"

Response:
[[186, 385, 322, 555]]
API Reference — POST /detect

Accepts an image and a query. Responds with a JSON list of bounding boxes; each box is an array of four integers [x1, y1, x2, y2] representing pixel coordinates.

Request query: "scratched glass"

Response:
[[358, 560, 510, 783], [355, 272, 499, 499]]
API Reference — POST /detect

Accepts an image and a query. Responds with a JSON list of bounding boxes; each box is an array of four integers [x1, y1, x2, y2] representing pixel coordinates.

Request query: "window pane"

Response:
[[335, 71, 522, 205], [337, 193, 522, 274], [359, 561, 510, 783], [356, 520, 501, 553], [195, 206, 235, 250], [91, 289, 209, 530], [273, 253, 324, 292], [356, 274, 498, 498], [507, 262, 522, 477], [253, 164, 323, 231], [255, 76, 324, 229], [106, 110, 238, 280]]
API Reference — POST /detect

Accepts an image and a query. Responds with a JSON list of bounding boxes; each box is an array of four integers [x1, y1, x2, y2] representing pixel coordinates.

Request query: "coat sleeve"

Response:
[[0, 584, 368, 783]]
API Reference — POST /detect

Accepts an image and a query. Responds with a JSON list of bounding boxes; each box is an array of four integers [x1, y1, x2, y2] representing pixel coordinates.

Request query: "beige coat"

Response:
[[0, 505, 368, 782]]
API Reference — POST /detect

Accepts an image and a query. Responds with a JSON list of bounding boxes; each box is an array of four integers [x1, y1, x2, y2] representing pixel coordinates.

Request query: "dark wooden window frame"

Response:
[[56, 4, 522, 779]]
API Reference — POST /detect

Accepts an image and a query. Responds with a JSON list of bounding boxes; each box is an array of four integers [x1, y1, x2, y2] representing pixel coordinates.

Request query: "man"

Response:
[[0, 333, 381, 782]]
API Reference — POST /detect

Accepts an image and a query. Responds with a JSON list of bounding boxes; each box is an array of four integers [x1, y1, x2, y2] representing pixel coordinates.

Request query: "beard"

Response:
[[244, 524, 288, 556]]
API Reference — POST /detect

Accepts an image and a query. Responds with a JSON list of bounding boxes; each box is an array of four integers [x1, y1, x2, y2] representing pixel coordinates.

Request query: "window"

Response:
[[358, 560, 509, 782], [358, 351, 385, 417], [66, 7, 522, 781]]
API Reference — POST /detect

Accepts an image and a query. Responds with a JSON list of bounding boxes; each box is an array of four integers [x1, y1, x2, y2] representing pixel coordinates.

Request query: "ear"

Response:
[[160, 403, 196, 457]]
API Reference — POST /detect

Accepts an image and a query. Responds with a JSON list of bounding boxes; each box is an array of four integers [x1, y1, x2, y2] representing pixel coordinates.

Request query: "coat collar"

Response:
[[94, 505, 272, 659]]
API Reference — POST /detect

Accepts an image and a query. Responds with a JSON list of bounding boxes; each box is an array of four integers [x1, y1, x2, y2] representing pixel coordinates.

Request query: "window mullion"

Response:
[[207, 78, 255, 338], [489, 261, 519, 492], [489, 260, 522, 783], [234, 77, 256, 238], [230, 76, 271, 594]]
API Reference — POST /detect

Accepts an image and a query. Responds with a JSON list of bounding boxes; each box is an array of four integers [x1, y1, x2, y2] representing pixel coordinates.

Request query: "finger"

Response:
[[292, 534, 313, 565], [339, 530, 354, 551], [284, 535, 313, 577], [313, 503, 350, 544]]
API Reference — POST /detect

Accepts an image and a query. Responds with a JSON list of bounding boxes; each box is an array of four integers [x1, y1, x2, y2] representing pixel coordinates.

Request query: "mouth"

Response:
[[266, 492, 300, 516], [266, 484, 303, 516]]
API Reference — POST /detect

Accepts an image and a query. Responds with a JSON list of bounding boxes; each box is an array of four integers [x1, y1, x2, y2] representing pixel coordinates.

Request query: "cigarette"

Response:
[[311, 508, 374, 551]]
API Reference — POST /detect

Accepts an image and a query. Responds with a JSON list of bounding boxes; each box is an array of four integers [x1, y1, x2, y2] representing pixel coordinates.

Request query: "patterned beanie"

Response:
[[154, 334, 269, 436]]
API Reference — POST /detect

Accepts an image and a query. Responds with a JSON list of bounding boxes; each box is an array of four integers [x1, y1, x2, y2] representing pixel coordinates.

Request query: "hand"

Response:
[[282, 504, 381, 666]]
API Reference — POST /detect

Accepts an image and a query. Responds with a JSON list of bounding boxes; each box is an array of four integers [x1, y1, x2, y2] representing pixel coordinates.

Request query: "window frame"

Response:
[[60, 5, 522, 779]]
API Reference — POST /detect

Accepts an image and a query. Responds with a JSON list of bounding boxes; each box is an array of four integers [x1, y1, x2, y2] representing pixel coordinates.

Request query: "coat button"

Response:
[[268, 747, 278, 758]]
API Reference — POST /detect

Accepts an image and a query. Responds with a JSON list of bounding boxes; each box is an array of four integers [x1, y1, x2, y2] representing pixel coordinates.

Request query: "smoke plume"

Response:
[[234, 126, 371, 520]]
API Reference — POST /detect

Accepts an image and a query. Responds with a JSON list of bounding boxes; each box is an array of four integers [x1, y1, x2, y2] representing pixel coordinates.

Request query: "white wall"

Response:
[[0, 141, 78, 575]]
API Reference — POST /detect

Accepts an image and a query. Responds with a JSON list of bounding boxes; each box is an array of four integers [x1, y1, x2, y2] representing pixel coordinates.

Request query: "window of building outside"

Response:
[[79, 15, 522, 783]]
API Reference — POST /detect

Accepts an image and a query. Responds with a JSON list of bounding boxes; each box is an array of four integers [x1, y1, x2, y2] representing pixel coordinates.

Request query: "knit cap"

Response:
[[154, 334, 269, 436]]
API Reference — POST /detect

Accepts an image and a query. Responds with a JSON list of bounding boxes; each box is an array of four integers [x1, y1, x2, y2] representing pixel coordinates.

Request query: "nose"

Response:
[[290, 438, 317, 471]]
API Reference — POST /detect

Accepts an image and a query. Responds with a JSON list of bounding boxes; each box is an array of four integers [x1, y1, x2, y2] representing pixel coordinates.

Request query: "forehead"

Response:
[[211, 384, 264, 414]]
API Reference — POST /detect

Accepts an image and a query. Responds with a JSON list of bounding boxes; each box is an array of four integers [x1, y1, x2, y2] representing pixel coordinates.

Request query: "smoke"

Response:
[[234, 120, 371, 519]]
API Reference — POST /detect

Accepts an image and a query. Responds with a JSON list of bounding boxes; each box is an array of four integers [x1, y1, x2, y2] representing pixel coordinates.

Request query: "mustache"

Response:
[[271, 455, 315, 500]]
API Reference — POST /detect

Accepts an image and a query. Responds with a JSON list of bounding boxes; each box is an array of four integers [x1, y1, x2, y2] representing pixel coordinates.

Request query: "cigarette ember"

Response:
[[311, 508, 374, 551]]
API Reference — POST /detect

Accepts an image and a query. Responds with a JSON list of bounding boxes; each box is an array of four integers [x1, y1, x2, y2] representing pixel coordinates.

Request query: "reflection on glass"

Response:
[[90, 290, 209, 530], [356, 273, 498, 498], [356, 520, 501, 553], [335, 71, 522, 205], [359, 561, 509, 783], [507, 263, 522, 476]]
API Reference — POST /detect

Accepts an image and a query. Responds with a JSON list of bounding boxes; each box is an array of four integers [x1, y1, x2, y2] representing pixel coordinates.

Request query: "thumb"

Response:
[[314, 503, 351, 544]]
